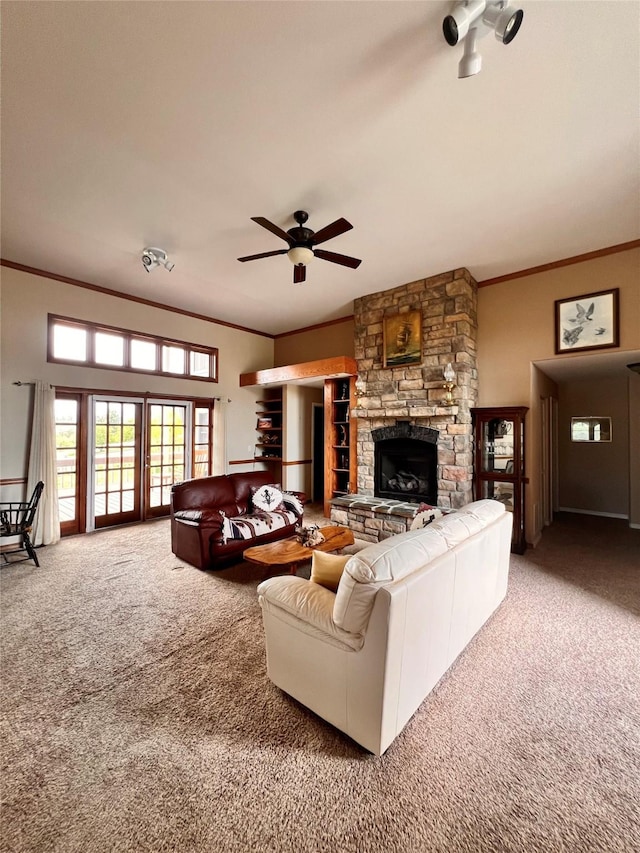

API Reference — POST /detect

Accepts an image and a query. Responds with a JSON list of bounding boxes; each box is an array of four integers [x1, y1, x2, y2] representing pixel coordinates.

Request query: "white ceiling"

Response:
[[2, 1, 639, 336]]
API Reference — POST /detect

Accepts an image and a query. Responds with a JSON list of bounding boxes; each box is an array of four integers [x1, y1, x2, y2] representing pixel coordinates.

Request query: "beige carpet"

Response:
[[1, 511, 639, 853]]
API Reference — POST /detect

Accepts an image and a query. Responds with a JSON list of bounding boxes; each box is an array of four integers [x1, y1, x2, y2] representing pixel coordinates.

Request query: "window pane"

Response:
[[53, 324, 87, 361], [95, 332, 125, 366], [55, 399, 78, 424], [162, 345, 185, 374], [190, 351, 210, 377], [130, 338, 156, 371]]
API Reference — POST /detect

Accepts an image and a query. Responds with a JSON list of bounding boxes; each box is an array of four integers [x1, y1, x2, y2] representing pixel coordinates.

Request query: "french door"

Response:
[[55, 393, 212, 534], [87, 397, 191, 530]]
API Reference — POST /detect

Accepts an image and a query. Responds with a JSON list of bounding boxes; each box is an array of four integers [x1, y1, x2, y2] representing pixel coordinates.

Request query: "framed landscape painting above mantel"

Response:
[[554, 288, 619, 354], [383, 310, 422, 367]]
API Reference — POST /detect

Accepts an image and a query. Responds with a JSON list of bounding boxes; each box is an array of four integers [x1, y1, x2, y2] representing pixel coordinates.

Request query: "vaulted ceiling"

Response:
[[2, 1, 638, 335]]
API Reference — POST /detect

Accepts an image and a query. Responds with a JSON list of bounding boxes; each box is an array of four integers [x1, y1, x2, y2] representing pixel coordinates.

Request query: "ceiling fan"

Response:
[[237, 210, 362, 284]]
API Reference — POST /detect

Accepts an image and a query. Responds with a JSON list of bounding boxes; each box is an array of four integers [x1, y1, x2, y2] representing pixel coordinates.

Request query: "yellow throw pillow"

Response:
[[310, 551, 350, 593]]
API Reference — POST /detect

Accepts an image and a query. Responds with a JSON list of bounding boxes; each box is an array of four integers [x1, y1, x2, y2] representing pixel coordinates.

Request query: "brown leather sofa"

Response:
[[170, 471, 304, 570]]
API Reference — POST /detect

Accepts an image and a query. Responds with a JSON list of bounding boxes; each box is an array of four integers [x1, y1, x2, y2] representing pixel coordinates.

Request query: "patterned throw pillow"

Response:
[[251, 483, 285, 513], [409, 502, 443, 531]]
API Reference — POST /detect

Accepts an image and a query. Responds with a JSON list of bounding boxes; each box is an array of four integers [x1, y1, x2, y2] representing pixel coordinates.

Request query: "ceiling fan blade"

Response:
[[314, 248, 362, 269], [293, 264, 306, 284], [251, 217, 294, 244], [237, 249, 288, 262], [311, 218, 353, 246]]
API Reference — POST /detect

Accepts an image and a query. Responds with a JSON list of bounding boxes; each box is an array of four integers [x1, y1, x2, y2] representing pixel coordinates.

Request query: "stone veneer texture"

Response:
[[352, 268, 478, 510]]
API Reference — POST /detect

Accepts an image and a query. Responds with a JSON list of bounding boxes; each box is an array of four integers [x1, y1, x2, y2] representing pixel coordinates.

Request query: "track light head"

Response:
[[482, 1, 524, 43], [443, 0, 486, 46], [443, 1, 524, 76], [141, 247, 174, 273]]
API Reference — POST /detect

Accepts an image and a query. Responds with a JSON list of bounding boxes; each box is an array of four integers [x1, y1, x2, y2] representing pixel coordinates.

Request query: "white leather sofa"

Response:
[[257, 500, 512, 755]]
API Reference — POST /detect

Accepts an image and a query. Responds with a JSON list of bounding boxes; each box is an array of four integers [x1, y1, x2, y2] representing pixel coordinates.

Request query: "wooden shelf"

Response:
[[324, 377, 357, 516], [254, 387, 284, 477]]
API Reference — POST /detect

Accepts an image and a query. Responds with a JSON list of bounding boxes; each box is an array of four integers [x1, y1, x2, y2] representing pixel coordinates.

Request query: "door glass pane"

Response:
[[145, 403, 188, 515], [93, 398, 141, 526], [193, 407, 210, 479], [482, 480, 514, 510], [481, 418, 515, 473], [55, 397, 79, 525]]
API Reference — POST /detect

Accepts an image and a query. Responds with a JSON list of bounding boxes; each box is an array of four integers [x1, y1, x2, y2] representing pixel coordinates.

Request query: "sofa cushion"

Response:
[[222, 508, 298, 542], [310, 551, 350, 592], [333, 501, 506, 635], [251, 483, 285, 512]]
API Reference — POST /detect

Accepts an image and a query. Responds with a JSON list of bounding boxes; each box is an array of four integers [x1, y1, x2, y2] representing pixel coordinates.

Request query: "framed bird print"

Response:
[[554, 288, 619, 354]]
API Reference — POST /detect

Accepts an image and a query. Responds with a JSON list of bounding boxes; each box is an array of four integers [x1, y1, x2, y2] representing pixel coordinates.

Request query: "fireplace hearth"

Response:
[[372, 423, 438, 505]]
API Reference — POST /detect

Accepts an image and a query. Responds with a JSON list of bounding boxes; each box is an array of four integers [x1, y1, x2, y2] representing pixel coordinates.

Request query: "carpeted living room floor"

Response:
[[1, 509, 639, 853]]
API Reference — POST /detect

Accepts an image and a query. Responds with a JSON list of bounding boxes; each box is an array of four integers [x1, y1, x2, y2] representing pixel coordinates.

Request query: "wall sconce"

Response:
[[443, 362, 456, 406]]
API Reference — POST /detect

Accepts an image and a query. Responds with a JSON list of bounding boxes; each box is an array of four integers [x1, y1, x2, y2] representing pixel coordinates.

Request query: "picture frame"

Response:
[[383, 309, 422, 368], [554, 288, 619, 354], [257, 417, 272, 429]]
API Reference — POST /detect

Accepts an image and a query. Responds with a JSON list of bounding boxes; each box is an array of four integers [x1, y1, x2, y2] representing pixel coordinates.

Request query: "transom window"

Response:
[[48, 314, 218, 382]]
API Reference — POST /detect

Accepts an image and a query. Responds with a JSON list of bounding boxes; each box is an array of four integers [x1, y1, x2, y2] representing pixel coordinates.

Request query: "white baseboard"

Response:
[[630, 522, 640, 530], [557, 507, 628, 520]]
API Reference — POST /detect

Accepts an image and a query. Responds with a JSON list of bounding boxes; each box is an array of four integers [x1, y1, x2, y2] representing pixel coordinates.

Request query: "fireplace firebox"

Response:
[[372, 423, 438, 505]]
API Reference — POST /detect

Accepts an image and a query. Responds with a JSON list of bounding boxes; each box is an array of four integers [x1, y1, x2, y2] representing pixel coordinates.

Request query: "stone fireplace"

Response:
[[351, 267, 478, 518]]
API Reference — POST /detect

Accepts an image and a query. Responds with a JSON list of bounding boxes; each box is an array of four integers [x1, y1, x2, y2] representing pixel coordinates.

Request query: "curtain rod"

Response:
[[13, 381, 36, 386]]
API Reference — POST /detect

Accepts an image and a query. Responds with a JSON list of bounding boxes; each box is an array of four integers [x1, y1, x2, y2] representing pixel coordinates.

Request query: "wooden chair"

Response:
[[0, 481, 45, 567]]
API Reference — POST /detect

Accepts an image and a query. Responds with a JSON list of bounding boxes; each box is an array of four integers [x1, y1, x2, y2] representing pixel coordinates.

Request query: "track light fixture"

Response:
[[141, 247, 174, 273], [443, 0, 524, 78]]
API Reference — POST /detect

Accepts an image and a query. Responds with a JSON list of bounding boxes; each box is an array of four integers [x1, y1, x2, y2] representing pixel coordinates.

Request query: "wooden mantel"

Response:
[[239, 355, 357, 387]]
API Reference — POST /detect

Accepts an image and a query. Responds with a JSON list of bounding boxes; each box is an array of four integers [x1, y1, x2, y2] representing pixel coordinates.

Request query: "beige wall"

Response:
[[282, 384, 323, 495], [557, 377, 629, 516], [0, 267, 274, 499], [477, 249, 640, 407], [478, 247, 640, 541], [274, 317, 354, 366]]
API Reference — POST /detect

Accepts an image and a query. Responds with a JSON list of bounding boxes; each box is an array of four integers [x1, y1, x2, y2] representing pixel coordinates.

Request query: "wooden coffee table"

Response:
[[243, 525, 354, 575]]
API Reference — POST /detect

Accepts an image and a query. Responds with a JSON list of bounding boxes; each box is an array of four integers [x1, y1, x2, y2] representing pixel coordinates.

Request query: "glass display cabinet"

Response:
[[471, 406, 528, 554]]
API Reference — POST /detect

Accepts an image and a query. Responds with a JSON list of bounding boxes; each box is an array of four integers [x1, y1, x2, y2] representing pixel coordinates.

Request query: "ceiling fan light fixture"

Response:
[[287, 246, 314, 266]]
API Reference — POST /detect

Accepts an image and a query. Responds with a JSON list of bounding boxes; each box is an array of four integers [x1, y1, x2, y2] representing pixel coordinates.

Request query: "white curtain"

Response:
[[27, 381, 60, 546]]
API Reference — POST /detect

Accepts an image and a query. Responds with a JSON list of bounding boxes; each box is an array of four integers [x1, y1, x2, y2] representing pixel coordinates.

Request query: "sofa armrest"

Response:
[[173, 508, 226, 545], [257, 576, 364, 651]]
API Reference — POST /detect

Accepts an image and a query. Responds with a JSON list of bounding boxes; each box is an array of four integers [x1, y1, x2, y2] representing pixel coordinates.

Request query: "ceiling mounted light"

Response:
[[287, 246, 314, 266], [482, 1, 524, 43], [443, 0, 524, 78], [141, 247, 174, 273]]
